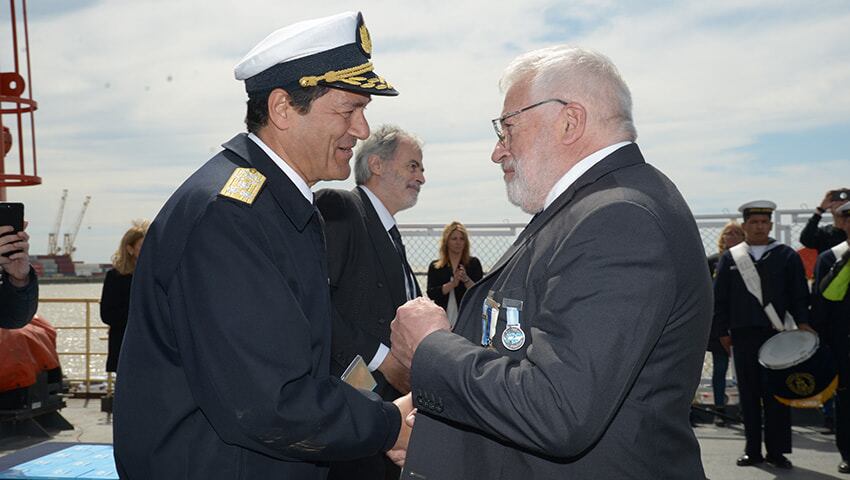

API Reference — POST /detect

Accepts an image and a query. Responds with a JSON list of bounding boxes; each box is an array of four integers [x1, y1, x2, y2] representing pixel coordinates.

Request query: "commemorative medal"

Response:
[[501, 300, 526, 351]]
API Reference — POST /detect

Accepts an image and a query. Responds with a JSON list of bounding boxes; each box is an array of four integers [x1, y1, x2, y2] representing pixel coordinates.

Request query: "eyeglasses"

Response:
[[491, 98, 569, 145]]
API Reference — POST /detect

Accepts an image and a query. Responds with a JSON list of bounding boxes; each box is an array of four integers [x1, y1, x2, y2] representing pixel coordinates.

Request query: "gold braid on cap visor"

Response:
[[299, 61, 392, 90]]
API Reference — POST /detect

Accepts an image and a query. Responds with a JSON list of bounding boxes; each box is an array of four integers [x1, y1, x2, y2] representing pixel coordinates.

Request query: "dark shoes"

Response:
[[839, 460, 850, 474], [737, 454, 792, 469], [736, 454, 764, 466], [765, 454, 793, 469]]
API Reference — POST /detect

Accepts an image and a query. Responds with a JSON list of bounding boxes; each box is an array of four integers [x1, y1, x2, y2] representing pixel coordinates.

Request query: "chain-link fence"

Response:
[[401, 209, 820, 275], [400, 208, 825, 401]]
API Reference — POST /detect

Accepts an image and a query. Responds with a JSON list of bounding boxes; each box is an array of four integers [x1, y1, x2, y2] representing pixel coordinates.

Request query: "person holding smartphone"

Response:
[[801, 188, 850, 253], [0, 218, 38, 329]]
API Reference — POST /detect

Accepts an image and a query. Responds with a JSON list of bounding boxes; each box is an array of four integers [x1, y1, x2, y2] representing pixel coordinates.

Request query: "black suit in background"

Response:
[[316, 186, 418, 480], [812, 246, 850, 461], [403, 144, 712, 479], [100, 269, 132, 372], [0, 268, 38, 329], [426, 257, 483, 311]]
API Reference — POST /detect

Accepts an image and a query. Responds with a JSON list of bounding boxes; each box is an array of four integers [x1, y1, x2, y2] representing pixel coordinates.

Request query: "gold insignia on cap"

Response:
[[359, 24, 372, 55], [220, 168, 266, 205]]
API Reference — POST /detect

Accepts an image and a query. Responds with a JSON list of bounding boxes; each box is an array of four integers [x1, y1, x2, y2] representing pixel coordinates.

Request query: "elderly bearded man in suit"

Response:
[[316, 124, 424, 480], [390, 45, 712, 479]]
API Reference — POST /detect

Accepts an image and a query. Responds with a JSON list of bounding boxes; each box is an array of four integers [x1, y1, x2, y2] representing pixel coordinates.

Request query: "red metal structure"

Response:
[[1, 0, 40, 201]]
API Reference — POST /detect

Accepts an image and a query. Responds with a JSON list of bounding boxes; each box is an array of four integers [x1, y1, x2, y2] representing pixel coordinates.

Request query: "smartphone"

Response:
[[0, 202, 24, 258], [831, 189, 850, 202]]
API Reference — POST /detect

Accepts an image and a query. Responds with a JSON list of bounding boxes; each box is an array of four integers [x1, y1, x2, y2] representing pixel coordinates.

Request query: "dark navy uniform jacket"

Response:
[[713, 240, 810, 335], [114, 133, 400, 480]]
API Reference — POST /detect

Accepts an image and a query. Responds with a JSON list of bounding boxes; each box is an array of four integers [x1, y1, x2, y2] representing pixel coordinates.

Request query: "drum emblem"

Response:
[[786, 373, 816, 397]]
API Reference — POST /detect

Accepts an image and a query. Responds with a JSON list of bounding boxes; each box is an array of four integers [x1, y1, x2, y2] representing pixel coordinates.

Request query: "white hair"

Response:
[[500, 45, 637, 142]]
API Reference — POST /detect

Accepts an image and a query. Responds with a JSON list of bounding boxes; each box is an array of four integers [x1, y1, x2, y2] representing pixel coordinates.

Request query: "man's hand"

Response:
[[0, 223, 31, 288], [378, 350, 411, 394], [386, 393, 414, 466], [820, 190, 845, 213], [719, 335, 732, 356], [390, 297, 450, 369]]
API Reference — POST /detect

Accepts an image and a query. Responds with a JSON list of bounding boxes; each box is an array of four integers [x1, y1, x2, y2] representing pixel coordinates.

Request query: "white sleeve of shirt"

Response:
[[368, 343, 390, 372]]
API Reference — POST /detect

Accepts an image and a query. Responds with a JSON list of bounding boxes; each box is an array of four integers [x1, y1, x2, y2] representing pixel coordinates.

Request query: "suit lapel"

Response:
[[355, 187, 408, 305]]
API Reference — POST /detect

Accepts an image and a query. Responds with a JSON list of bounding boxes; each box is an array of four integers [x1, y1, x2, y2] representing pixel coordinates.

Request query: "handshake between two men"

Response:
[[383, 297, 452, 466]]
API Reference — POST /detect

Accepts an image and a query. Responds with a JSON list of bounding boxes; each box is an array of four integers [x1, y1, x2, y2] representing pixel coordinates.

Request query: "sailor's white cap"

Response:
[[738, 200, 777, 218]]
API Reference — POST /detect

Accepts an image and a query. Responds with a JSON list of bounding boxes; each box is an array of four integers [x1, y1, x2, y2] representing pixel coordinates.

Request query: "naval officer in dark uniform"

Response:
[[113, 12, 411, 479], [811, 201, 850, 474], [714, 200, 813, 469]]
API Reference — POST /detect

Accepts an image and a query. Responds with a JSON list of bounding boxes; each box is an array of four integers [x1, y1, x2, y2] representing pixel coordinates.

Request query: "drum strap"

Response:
[[729, 242, 795, 331], [830, 241, 849, 260]]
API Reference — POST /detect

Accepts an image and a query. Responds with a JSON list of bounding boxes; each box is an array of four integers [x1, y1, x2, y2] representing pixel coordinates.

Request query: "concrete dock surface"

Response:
[[1, 399, 848, 479]]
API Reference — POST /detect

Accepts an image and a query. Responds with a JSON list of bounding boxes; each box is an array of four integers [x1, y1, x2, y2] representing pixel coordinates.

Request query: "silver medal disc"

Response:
[[501, 325, 526, 351]]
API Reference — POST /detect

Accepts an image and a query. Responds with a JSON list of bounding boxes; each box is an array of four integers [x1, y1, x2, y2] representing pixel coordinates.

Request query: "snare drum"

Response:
[[758, 330, 837, 408]]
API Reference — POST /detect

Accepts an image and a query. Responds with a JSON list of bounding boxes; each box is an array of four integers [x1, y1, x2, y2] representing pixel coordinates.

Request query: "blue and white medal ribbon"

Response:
[[501, 300, 525, 351], [482, 293, 500, 347]]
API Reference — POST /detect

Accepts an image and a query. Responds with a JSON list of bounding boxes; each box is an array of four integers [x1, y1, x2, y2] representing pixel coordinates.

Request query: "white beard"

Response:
[[504, 154, 548, 214]]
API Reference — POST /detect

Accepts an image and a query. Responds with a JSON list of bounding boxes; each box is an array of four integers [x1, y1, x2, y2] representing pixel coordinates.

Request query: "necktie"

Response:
[[389, 225, 416, 299]]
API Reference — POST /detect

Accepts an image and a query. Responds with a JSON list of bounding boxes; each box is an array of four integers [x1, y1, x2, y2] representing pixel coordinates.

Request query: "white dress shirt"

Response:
[[247, 133, 313, 204]]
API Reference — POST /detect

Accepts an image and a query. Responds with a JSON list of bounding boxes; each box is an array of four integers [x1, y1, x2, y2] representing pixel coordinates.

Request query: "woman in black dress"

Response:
[[100, 220, 148, 373], [426, 221, 483, 326], [706, 220, 744, 425]]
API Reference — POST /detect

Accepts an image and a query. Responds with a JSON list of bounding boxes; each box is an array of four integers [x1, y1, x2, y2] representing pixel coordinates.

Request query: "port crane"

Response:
[[46, 191, 92, 257], [46, 189, 68, 255], [63, 195, 91, 256]]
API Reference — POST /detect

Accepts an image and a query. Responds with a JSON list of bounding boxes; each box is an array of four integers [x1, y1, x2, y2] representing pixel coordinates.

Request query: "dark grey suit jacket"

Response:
[[403, 144, 712, 479]]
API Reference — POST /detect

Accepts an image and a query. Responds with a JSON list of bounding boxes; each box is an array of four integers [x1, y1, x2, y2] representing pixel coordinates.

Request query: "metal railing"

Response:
[[35, 209, 823, 401], [39, 298, 106, 396]]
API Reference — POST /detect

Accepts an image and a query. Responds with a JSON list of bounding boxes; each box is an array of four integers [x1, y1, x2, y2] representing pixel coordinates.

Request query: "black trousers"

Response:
[[731, 326, 792, 456], [829, 323, 850, 460]]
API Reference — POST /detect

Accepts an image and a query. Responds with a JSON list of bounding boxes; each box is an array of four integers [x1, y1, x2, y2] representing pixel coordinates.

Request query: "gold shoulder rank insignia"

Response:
[[220, 168, 266, 205]]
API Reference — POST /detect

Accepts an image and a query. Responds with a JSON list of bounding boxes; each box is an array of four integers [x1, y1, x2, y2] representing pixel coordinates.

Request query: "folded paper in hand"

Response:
[[341, 354, 377, 391]]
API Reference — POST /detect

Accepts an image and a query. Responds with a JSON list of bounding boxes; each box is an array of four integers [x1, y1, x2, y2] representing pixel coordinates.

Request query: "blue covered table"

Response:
[[0, 443, 116, 479]]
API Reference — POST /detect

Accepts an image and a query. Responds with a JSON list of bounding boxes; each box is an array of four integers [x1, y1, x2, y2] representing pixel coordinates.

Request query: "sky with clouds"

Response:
[[2, 0, 849, 263]]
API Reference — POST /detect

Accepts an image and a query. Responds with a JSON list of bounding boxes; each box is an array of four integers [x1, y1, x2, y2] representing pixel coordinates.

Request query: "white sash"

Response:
[[729, 242, 796, 331], [830, 241, 850, 261]]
